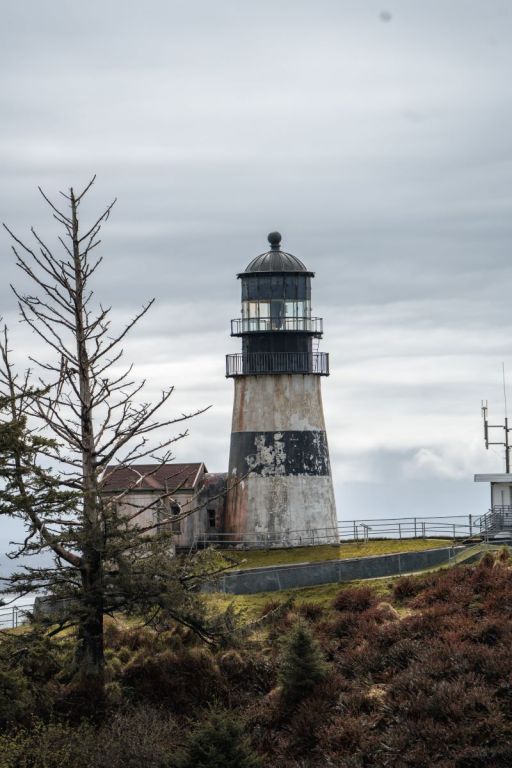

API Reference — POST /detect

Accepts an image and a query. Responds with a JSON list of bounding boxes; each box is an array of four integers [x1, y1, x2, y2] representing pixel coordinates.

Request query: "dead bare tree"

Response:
[[0, 178, 222, 698]]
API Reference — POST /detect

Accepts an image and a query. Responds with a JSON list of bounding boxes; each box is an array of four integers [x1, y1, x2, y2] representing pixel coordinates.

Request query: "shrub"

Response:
[[0, 708, 179, 768], [278, 622, 328, 707], [385, 638, 423, 671], [122, 647, 224, 712], [296, 602, 324, 622], [325, 611, 362, 639], [497, 546, 511, 563], [259, 599, 283, 617], [176, 709, 261, 768], [332, 586, 376, 613], [363, 602, 400, 624], [320, 713, 373, 756], [0, 667, 34, 729], [286, 698, 326, 753], [479, 551, 496, 569], [393, 575, 423, 600]]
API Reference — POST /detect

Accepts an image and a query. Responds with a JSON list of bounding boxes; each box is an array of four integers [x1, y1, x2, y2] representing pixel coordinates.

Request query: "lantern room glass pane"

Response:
[[259, 301, 270, 318]]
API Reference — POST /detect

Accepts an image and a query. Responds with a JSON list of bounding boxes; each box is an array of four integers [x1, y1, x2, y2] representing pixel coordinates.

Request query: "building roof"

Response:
[[240, 232, 312, 275], [243, 249, 310, 274], [474, 473, 512, 483], [102, 463, 205, 492]]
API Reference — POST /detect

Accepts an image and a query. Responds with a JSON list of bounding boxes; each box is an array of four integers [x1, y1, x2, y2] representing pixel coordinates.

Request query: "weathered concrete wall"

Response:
[[225, 374, 337, 543], [231, 374, 327, 431], [205, 546, 462, 594], [114, 486, 205, 549]]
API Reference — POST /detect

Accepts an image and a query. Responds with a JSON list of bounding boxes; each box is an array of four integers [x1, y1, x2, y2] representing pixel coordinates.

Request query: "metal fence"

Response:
[[0, 603, 32, 630], [192, 514, 476, 550]]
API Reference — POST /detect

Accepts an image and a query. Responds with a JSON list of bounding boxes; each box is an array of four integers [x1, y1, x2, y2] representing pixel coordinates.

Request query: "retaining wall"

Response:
[[205, 546, 464, 595]]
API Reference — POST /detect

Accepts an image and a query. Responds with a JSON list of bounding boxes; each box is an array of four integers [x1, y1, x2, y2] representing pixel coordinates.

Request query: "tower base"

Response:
[[225, 374, 338, 546]]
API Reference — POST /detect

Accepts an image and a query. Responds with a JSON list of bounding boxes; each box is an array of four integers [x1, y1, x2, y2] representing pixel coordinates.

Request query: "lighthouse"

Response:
[[224, 232, 338, 546]]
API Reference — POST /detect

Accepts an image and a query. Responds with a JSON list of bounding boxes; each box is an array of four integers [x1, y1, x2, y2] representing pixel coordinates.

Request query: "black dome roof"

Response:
[[241, 232, 311, 275]]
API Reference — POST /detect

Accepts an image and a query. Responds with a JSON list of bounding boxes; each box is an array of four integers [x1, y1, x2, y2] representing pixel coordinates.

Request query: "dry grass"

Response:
[[220, 538, 454, 571]]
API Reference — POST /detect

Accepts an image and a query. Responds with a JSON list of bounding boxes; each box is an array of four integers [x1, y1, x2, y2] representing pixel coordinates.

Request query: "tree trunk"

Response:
[[71, 557, 105, 717], [70, 187, 105, 696], [75, 561, 105, 680]]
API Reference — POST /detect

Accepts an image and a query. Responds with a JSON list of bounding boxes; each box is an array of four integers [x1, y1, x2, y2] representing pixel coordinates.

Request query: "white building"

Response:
[[474, 473, 512, 535]]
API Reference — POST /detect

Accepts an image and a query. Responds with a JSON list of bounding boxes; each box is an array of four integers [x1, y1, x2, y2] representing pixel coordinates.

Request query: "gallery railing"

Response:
[[230, 317, 323, 335], [226, 351, 329, 377]]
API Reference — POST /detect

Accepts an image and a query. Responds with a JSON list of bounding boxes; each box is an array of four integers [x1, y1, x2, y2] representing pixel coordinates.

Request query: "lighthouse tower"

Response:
[[224, 232, 338, 546]]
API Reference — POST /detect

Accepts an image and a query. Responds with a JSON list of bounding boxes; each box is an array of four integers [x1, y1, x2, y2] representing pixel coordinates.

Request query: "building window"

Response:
[[155, 501, 181, 535], [207, 509, 216, 528], [170, 503, 181, 534]]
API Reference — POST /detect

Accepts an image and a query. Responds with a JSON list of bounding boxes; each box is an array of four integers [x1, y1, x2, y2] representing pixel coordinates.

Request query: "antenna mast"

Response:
[[482, 400, 511, 473], [503, 362, 508, 420]]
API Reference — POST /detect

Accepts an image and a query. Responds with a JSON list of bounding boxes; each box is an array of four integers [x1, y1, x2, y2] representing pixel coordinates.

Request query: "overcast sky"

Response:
[[2, 0, 512, 559]]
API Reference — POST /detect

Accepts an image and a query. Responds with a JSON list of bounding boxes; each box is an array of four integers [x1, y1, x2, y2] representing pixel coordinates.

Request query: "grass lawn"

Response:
[[219, 538, 453, 571], [203, 575, 398, 619]]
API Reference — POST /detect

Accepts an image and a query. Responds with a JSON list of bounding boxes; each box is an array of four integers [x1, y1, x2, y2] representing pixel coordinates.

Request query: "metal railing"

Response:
[[192, 515, 476, 550], [226, 351, 329, 377], [474, 506, 512, 536], [230, 317, 323, 335], [338, 516, 473, 543], [0, 603, 32, 630]]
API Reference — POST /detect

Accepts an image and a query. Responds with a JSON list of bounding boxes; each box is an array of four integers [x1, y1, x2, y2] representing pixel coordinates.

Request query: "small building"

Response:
[[102, 463, 227, 548], [474, 473, 512, 536]]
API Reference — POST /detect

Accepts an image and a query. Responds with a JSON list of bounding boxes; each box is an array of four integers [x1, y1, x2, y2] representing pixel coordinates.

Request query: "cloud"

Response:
[[1, 0, 512, 543]]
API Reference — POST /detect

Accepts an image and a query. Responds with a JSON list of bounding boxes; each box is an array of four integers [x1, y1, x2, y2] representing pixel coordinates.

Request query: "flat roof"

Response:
[[474, 473, 512, 483]]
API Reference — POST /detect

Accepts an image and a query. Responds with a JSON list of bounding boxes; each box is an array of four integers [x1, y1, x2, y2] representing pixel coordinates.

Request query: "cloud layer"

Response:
[[2, 0, 512, 554]]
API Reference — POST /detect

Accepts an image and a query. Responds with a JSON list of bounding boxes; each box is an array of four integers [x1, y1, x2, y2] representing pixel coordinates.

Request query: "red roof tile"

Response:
[[101, 463, 204, 492]]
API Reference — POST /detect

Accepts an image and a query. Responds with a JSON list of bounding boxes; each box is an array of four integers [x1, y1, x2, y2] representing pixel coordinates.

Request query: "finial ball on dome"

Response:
[[267, 231, 282, 247]]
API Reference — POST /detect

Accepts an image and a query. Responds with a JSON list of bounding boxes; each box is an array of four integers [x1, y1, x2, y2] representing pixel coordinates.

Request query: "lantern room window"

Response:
[[240, 299, 311, 331]]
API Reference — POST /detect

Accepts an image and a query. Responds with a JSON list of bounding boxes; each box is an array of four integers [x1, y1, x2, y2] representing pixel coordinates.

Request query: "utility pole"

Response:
[[481, 401, 511, 473]]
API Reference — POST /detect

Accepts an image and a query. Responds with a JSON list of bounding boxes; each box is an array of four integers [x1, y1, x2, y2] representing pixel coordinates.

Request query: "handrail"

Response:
[[226, 351, 329, 377], [0, 602, 32, 630], [191, 516, 476, 550], [231, 317, 323, 335]]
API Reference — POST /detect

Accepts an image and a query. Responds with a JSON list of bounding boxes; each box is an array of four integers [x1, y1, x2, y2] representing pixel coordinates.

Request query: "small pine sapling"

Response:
[[278, 621, 328, 708], [176, 709, 261, 768]]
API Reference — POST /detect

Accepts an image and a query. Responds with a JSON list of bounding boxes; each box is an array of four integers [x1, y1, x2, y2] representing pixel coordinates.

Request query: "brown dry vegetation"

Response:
[[2, 550, 512, 767]]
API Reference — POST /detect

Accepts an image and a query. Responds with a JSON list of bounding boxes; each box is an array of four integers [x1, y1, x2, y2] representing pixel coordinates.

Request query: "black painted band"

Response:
[[229, 430, 331, 477]]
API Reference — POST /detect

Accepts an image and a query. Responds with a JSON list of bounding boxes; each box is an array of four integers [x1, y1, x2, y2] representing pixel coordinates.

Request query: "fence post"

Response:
[[453, 524, 456, 540], [414, 517, 417, 538], [353, 520, 357, 541], [398, 523, 401, 540], [422, 522, 426, 538], [469, 514, 473, 538]]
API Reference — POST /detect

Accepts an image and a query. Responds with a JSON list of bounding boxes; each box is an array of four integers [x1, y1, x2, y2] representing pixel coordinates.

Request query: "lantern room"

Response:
[[226, 232, 329, 376]]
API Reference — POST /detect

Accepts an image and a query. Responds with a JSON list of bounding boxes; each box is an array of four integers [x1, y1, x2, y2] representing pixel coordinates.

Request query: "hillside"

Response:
[[1, 548, 512, 767]]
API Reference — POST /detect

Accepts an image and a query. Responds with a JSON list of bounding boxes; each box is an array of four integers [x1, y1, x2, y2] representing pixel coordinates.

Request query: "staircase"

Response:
[[474, 506, 512, 540]]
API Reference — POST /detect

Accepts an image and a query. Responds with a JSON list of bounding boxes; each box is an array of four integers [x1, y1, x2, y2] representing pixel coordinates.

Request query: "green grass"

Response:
[[220, 538, 454, 571], [203, 576, 399, 619]]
